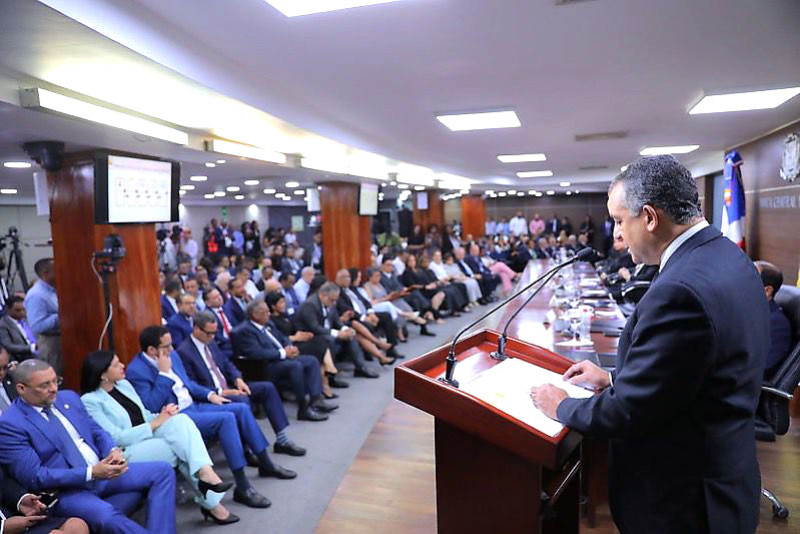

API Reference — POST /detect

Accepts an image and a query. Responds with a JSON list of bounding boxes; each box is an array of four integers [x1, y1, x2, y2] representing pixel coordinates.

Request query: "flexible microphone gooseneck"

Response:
[[439, 247, 595, 388]]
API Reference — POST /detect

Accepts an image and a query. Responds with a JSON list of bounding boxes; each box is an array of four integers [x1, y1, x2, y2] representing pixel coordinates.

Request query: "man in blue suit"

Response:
[[126, 326, 291, 509], [755, 261, 793, 378], [177, 310, 307, 456], [203, 288, 236, 359], [531, 156, 768, 534], [165, 293, 195, 349], [222, 278, 249, 326], [232, 300, 333, 421], [0, 359, 177, 534], [160, 278, 181, 322]]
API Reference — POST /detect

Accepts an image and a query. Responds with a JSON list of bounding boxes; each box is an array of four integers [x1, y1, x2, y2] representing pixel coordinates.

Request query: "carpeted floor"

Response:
[[174, 309, 483, 533]]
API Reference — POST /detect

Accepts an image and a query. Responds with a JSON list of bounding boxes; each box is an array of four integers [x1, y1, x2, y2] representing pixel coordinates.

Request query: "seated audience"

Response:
[[80, 351, 238, 525], [418, 256, 466, 316], [166, 293, 196, 349], [399, 257, 445, 324], [0, 295, 37, 361], [177, 312, 306, 457], [232, 301, 336, 420], [293, 267, 315, 304], [0, 347, 16, 413], [184, 276, 206, 311], [160, 277, 181, 321], [473, 243, 517, 297], [279, 272, 302, 316], [443, 252, 482, 308], [0, 359, 177, 534], [126, 326, 281, 509], [379, 257, 431, 314], [455, 247, 498, 304], [430, 251, 471, 312], [755, 261, 793, 378], [203, 288, 235, 359], [223, 277, 251, 327]]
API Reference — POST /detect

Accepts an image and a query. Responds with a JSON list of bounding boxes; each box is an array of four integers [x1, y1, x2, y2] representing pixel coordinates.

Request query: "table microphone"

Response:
[[439, 247, 595, 388]]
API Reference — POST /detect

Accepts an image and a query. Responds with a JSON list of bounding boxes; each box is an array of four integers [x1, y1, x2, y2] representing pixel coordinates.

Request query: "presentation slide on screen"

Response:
[[359, 182, 379, 215], [107, 155, 173, 223]]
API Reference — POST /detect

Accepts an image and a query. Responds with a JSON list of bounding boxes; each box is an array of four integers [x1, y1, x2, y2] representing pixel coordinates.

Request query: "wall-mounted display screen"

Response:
[[359, 182, 379, 216]]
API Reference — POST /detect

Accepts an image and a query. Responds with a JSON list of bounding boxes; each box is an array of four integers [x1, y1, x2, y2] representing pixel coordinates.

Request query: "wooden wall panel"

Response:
[[320, 182, 372, 281], [48, 152, 162, 389], [412, 191, 444, 232], [460, 195, 486, 238], [735, 120, 800, 285]]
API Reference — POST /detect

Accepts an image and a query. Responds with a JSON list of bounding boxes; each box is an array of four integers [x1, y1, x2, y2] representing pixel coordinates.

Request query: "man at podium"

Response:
[[531, 155, 768, 534]]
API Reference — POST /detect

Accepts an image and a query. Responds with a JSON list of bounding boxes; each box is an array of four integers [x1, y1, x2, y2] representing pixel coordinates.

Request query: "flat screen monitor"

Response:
[[416, 191, 429, 210], [306, 187, 321, 212], [95, 153, 180, 224], [359, 182, 379, 216]]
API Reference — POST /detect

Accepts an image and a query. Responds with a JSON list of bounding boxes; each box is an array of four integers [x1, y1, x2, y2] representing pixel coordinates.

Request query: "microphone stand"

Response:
[[439, 248, 594, 388]]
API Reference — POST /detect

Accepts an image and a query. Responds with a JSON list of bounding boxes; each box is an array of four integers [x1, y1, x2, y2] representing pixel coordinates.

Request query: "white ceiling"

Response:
[[0, 0, 799, 203]]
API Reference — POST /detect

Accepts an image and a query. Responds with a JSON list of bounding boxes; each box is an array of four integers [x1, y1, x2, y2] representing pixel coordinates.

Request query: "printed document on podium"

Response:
[[462, 358, 594, 437]]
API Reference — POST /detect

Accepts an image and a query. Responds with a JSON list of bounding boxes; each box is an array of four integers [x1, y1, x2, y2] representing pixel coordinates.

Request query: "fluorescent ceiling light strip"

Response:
[[497, 153, 546, 163], [3, 162, 32, 169], [209, 139, 286, 164], [517, 170, 553, 178], [24, 88, 188, 145], [435, 110, 521, 131], [640, 145, 699, 156], [264, 0, 400, 17], [689, 87, 800, 114]]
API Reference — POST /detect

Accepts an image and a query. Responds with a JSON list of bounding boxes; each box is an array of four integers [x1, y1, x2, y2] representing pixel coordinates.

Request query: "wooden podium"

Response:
[[394, 329, 582, 534]]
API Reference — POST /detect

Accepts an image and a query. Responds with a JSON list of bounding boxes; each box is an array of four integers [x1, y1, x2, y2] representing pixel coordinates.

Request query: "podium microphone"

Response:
[[439, 247, 595, 388]]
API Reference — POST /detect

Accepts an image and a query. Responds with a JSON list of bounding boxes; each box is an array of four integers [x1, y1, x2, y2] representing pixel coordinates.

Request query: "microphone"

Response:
[[439, 247, 595, 388]]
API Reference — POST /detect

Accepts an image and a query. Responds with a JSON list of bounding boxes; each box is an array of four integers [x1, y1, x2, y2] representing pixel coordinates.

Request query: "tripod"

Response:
[[0, 227, 29, 308]]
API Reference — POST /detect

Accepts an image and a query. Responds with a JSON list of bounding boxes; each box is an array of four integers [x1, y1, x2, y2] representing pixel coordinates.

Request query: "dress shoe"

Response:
[[322, 390, 339, 399], [420, 325, 436, 337], [298, 408, 329, 421], [274, 441, 307, 457], [245, 450, 260, 468], [354, 366, 379, 379], [258, 464, 297, 479], [201, 507, 240, 525], [387, 348, 406, 359], [251, 404, 267, 420], [379, 356, 397, 367], [233, 487, 271, 508], [197, 479, 234, 498], [311, 398, 339, 412], [327, 373, 350, 388]]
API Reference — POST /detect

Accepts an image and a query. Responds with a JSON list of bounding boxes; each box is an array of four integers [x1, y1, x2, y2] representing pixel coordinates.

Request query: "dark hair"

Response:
[[203, 288, 220, 302], [5, 295, 24, 308], [264, 291, 285, 313], [755, 261, 783, 295], [164, 278, 182, 295], [309, 274, 327, 295], [382, 255, 394, 264], [139, 326, 169, 353], [347, 268, 361, 286], [278, 271, 294, 282], [610, 155, 702, 225], [80, 350, 115, 394], [34, 258, 53, 277], [194, 310, 217, 330]]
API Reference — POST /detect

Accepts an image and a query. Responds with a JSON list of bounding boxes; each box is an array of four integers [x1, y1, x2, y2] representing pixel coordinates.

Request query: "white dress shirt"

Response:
[[252, 321, 286, 359], [191, 335, 223, 391], [165, 295, 179, 314], [429, 261, 449, 281], [11, 317, 36, 352], [35, 404, 100, 481], [144, 355, 194, 410], [659, 220, 709, 272]]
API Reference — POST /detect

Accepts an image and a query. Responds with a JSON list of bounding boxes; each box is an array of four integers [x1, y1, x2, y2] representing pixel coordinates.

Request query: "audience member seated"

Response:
[[80, 351, 238, 525], [232, 301, 336, 420], [264, 291, 347, 398], [607, 263, 658, 303], [755, 261, 793, 378], [125, 326, 279, 509], [455, 247, 498, 304], [0, 347, 17, 413], [508, 240, 533, 272], [279, 272, 302, 316], [293, 267, 315, 304], [443, 252, 482, 308], [379, 256, 432, 315], [430, 251, 472, 312], [0, 359, 177, 534], [0, 295, 37, 362], [418, 256, 466, 316], [161, 277, 181, 322], [294, 283, 380, 379], [223, 277, 251, 327], [165, 293, 196, 349], [472, 243, 518, 297], [0, 463, 89, 534], [399, 257, 446, 325], [203, 288, 235, 359], [177, 312, 306, 457], [184, 276, 206, 311]]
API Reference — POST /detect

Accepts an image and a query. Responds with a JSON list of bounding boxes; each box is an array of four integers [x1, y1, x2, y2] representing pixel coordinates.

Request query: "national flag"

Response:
[[721, 150, 746, 250]]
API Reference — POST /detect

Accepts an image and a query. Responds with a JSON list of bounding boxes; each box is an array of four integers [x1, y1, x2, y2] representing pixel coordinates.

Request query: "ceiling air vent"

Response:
[[574, 131, 628, 142], [578, 165, 609, 171]]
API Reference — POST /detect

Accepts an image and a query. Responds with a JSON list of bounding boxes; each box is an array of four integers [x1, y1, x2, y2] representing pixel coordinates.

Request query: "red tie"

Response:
[[204, 344, 228, 389], [217, 309, 231, 337]]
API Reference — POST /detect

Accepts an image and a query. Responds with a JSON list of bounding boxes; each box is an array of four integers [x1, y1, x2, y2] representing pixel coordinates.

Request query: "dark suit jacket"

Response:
[[294, 293, 342, 338], [176, 337, 241, 390], [0, 315, 34, 361], [207, 307, 235, 358], [231, 320, 290, 362], [464, 255, 491, 278], [1, 377, 17, 405], [379, 271, 404, 293], [0, 466, 28, 521], [766, 299, 793, 377], [166, 313, 192, 350], [336, 287, 373, 320], [223, 298, 247, 327], [160, 294, 177, 321], [126, 352, 213, 413], [0, 391, 116, 490], [558, 226, 767, 533]]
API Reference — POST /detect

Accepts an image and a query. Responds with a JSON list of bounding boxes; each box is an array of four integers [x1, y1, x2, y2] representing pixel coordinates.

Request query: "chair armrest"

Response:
[[761, 385, 793, 400]]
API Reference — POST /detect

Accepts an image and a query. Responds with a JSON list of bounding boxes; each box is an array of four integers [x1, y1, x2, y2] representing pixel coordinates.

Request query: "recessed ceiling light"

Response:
[[485, 190, 494, 195], [293, 190, 305, 195], [574, 190, 580, 194], [264, 0, 400, 17], [517, 170, 553, 178], [244, 179, 259, 186], [285, 181, 300, 188], [216, 159, 226, 164], [214, 191, 226, 197], [207, 139, 286, 165], [205, 162, 216, 168], [566, 191, 572, 196], [559, 181, 571, 187], [397, 183, 409, 189], [508, 189, 517, 195], [413, 185, 425, 191], [226, 186, 240, 192], [179, 190, 187, 196], [234, 194, 245, 200], [497, 153, 546, 163], [189, 175, 208, 182], [516, 192, 525, 197], [263, 188, 277, 194], [3, 161, 32, 169], [435, 110, 521, 131], [640, 145, 699, 156], [283, 197, 292, 201], [0, 188, 18, 194], [620, 165, 629, 172], [389, 181, 397, 186], [203, 193, 215, 199], [180, 184, 195, 190], [317, 186, 322, 190], [546, 190, 555, 196], [528, 190, 536, 195], [497, 192, 507, 197], [689, 87, 800, 114]]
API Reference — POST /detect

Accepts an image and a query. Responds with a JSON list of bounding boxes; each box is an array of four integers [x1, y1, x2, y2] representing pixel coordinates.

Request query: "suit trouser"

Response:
[[266, 356, 322, 405], [183, 402, 267, 471], [335, 337, 368, 370], [53, 461, 176, 534], [226, 380, 289, 434], [368, 311, 399, 345]]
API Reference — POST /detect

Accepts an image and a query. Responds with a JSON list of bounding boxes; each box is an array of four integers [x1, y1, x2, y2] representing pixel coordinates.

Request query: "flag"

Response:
[[721, 150, 746, 250]]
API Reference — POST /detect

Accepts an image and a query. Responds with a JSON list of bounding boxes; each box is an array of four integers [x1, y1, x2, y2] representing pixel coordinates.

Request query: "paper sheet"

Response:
[[461, 358, 594, 437]]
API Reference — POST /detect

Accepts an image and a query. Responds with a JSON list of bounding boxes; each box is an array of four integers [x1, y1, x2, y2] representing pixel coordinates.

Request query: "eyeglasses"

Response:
[[25, 376, 63, 391], [198, 328, 217, 336]]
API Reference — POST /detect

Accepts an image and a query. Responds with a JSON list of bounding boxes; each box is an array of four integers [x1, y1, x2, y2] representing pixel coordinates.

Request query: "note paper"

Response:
[[461, 358, 594, 437]]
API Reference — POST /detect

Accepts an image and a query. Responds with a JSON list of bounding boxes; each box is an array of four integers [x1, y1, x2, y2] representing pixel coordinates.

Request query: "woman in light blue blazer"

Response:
[[81, 350, 239, 525]]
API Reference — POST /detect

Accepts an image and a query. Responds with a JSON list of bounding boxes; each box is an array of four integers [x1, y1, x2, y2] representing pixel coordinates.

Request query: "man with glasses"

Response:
[[0, 359, 176, 534], [126, 326, 291, 509], [176, 311, 306, 456]]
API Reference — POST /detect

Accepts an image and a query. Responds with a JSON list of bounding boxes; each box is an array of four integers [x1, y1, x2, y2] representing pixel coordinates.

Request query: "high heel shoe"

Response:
[[201, 507, 240, 525], [198, 479, 234, 498], [322, 390, 339, 399], [379, 356, 397, 366]]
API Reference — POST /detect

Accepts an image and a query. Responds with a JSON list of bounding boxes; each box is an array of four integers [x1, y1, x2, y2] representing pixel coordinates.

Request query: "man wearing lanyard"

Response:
[[279, 272, 301, 316], [0, 296, 38, 361]]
